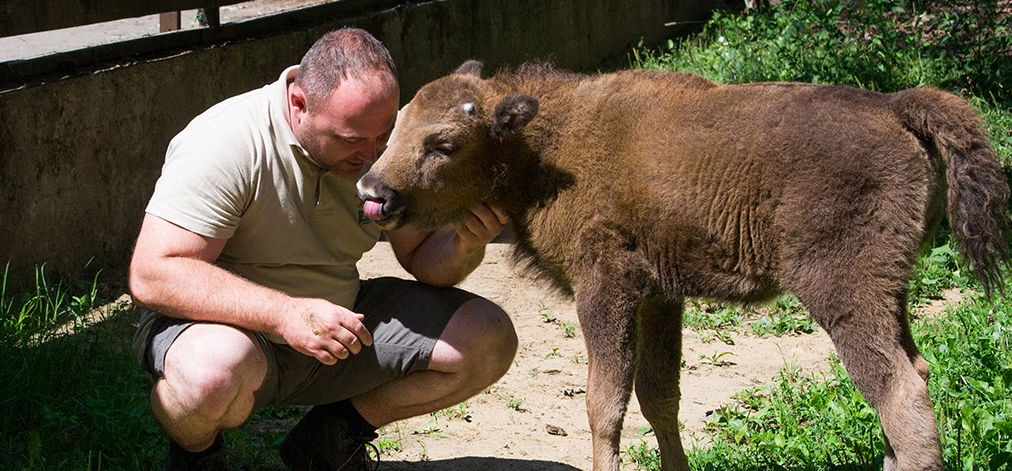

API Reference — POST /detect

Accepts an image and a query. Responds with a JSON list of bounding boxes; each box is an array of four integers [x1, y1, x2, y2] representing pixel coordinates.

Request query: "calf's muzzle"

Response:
[[355, 172, 404, 227]]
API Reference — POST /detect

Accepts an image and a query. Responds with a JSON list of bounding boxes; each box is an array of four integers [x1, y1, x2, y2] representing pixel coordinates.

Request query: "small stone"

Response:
[[563, 387, 586, 397], [546, 424, 568, 436]]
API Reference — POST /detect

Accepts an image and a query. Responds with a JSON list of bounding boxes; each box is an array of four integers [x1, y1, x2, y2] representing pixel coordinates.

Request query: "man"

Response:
[[129, 28, 518, 470]]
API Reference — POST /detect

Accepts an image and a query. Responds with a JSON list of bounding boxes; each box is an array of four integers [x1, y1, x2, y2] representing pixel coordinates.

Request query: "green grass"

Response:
[[0, 264, 163, 470], [683, 295, 815, 345], [0, 265, 310, 470], [631, 0, 1011, 100]]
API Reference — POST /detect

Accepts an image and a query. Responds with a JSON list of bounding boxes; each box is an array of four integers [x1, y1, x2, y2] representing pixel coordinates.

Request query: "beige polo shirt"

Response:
[[147, 66, 382, 341]]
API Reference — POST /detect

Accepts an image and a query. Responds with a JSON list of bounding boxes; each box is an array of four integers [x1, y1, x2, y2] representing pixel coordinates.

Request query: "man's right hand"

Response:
[[281, 298, 374, 365]]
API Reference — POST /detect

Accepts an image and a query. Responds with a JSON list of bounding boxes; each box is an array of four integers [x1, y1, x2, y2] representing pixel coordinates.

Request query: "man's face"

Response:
[[289, 74, 399, 178]]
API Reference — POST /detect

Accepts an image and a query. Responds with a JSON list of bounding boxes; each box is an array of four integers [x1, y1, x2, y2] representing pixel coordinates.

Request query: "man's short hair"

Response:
[[296, 28, 397, 109]]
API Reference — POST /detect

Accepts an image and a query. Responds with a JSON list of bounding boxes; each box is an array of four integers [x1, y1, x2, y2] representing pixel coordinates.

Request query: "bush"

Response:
[[632, 0, 1011, 101]]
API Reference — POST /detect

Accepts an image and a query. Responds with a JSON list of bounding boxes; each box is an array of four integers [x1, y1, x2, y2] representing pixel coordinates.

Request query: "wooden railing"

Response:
[[0, 1, 244, 37], [0, 0, 398, 89]]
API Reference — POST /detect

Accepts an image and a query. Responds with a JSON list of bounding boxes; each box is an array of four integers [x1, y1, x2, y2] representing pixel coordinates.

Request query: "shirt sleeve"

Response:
[[145, 126, 252, 240]]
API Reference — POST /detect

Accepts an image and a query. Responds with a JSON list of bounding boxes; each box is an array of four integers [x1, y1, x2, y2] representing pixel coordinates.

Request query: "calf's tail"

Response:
[[891, 88, 1010, 296]]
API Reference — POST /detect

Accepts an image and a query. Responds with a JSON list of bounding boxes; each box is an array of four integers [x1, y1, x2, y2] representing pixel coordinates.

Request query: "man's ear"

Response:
[[454, 60, 484, 77], [490, 94, 538, 139], [289, 84, 308, 119]]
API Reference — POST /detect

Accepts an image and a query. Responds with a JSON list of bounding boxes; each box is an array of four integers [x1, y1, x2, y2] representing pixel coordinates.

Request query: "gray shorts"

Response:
[[132, 277, 477, 408]]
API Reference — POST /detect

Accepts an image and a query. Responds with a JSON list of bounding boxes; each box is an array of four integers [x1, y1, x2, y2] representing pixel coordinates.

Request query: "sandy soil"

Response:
[[356, 242, 844, 470]]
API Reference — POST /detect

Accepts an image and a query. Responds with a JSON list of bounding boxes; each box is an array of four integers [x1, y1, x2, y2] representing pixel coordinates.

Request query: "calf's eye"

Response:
[[433, 142, 457, 155]]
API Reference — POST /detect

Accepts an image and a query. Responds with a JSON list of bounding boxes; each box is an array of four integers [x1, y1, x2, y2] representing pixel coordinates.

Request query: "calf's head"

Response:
[[356, 60, 539, 230]]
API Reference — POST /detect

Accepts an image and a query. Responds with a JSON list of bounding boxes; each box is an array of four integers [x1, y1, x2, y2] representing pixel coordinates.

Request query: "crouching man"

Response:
[[129, 28, 517, 470]]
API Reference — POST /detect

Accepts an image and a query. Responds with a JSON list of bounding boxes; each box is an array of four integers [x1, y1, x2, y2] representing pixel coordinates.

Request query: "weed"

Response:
[[545, 347, 562, 359], [561, 322, 578, 338], [699, 351, 736, 367], [909, 241, 969, 305], [539, 302, 557, 323], [625, 440, 662, 469], [374, 437, 402, 455], [410, 419, 443, 437], [437, 403, 473, 422], [504, 395, 527, 412], [747, 296, 817, 337], [684, 303, 743, 331]]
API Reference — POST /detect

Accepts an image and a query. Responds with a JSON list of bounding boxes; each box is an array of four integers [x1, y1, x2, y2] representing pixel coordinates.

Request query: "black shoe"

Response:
[[165, 434, 227, 471], [279, 405, 379, 471]]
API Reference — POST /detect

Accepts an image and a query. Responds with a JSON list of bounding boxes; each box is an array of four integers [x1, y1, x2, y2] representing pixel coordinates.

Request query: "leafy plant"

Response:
[[374, 437, 403, 455], [747, 296, 816, 337], [632, 0, 1012, 101], [699, 351, 736, 367], [909, 241, 968, 304], [436, 402, 473, 422], [505, 395, 527, 412], [539, 306, 557, 324]]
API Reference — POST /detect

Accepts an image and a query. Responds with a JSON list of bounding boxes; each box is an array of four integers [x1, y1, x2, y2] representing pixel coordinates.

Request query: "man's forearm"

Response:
[[130, 255, 291, 335]]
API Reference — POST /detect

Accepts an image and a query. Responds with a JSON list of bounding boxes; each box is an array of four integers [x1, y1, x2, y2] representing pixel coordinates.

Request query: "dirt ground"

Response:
[[356, 242, 844, 470]]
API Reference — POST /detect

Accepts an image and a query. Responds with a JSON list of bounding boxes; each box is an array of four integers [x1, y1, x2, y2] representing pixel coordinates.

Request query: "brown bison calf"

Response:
[[357, 61, 1010, 471]]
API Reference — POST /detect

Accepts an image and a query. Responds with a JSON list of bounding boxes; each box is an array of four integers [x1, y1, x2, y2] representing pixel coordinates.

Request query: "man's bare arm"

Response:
[[386, 205, 509, 287], [128, 213, 372, 364]]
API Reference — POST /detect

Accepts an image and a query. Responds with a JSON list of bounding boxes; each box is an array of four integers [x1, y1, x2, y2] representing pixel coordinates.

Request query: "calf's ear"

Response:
[[454, 60, 484, 77], [491, 94, 539, 139]]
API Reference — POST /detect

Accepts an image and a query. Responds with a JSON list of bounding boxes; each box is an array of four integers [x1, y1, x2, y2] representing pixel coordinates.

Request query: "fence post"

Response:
[[159, 12, 181, 32]]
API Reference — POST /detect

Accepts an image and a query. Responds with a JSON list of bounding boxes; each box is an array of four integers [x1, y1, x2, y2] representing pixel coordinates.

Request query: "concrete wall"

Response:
[[0, 0, 725, 283]]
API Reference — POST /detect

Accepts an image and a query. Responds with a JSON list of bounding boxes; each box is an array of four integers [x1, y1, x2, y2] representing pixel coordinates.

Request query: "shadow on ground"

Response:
[[379, 457, 583, 470]]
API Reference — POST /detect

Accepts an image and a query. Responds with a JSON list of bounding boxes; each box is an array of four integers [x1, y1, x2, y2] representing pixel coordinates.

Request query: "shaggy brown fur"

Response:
[[357, 61, 1010, 471]]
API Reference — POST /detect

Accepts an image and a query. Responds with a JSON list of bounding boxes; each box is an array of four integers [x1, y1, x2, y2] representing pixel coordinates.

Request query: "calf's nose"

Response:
[[356, 172, 401, 221]]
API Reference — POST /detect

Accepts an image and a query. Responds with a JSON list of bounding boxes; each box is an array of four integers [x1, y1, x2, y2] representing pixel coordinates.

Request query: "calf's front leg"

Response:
[[575, 267, 645, 471]]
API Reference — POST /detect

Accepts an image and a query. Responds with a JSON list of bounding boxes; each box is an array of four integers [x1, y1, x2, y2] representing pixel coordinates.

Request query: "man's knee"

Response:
[[436, 298, 517, 383], [158, 323, 267, 422]]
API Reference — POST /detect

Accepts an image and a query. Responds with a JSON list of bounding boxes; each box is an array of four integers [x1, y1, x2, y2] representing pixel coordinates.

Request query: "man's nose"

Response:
[[360, 140, 379, 162]]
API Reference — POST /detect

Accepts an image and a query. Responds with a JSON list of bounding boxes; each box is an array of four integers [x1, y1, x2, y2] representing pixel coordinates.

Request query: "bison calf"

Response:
[[357, 61, 1010, 471]]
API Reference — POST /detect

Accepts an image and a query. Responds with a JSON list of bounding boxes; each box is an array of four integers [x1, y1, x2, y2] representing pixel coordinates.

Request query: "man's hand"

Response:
[[455, 204, 510, 253], [280, 298, 374, 365]]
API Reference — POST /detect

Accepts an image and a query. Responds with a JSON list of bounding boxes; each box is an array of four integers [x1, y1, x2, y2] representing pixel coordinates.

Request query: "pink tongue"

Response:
[[362, 200, 384, 220]]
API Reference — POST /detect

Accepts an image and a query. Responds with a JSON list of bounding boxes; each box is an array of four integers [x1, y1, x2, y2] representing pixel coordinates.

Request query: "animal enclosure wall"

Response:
[[0, 0, 725, 282]]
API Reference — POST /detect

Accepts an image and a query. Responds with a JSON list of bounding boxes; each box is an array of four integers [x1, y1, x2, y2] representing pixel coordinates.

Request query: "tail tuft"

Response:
[[892, 88, 1010, 297]]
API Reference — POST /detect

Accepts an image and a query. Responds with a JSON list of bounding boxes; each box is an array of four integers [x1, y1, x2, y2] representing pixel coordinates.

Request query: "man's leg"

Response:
[[279, 291, 518, 470], [352, 297, 518, 426], [152, 323, 268, 452]]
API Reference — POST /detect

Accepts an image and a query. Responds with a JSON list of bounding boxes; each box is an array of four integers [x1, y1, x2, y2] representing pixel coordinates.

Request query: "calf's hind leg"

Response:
[[635, 294, 689, 471], [792, 280, 941, 471]]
